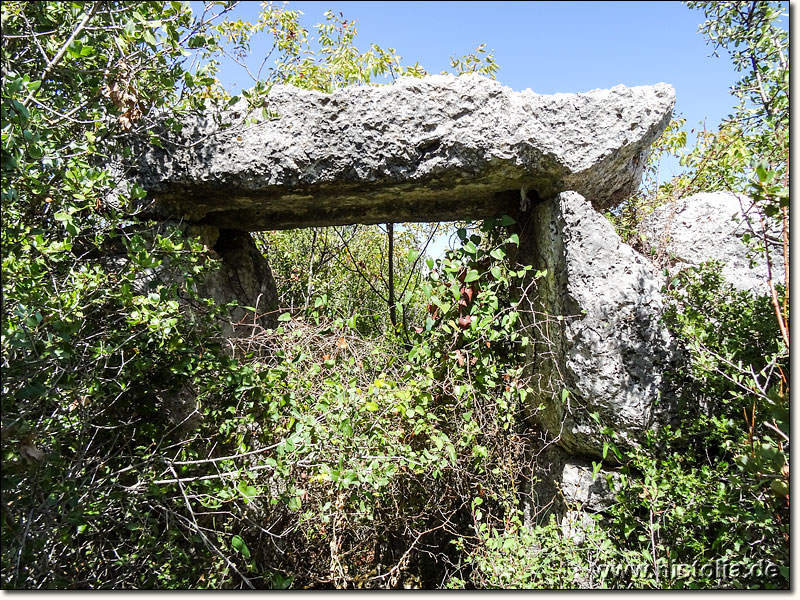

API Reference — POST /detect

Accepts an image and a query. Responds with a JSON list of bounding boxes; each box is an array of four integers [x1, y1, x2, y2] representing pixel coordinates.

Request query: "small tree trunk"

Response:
[[304, 229, 318, 310], [387, 222, 398, 330]]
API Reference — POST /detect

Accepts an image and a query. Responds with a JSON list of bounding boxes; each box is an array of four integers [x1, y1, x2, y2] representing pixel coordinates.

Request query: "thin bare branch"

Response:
[[22, 1, 102, 109]]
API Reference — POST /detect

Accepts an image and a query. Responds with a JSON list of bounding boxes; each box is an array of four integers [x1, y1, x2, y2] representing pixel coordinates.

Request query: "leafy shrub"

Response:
[[599, 262, 788, 589]]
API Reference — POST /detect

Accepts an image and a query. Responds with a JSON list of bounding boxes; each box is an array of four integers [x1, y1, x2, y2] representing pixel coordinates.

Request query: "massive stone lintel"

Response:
[[132, 75, 674, 230]]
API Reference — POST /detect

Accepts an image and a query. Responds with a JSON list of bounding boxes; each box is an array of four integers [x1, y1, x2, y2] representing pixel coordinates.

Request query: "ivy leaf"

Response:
[[490, 248, 506, 260]]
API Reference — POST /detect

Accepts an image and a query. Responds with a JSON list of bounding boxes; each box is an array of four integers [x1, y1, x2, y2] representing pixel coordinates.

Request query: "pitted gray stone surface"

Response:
[[520, 191, 682, 456], [559, 459, 621, 542], [638, 191, 786, 295], [560, 460, 619, 513], [132, 75, 674, 230]]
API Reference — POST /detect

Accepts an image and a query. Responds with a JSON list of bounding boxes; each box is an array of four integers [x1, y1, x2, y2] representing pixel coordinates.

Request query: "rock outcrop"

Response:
[[638, 191, 787, 295], [519, 191, 683, 457], [131, 75, 674, 229]]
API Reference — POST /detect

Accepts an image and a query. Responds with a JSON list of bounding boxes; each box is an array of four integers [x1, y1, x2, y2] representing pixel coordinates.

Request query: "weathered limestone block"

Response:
[[638, 191, 787, 295], [131, 74, 674, 230], [558, 459, 621, 540], [519, 191, 683, 456], [195, 228, 279, 338], [560, 459, 619, 515]]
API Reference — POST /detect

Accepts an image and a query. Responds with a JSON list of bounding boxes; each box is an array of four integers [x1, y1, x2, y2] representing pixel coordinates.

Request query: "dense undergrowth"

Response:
[[2, 0, 789, 589]]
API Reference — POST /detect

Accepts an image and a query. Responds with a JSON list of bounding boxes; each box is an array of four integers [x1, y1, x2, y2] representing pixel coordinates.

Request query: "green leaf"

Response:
[[464, 270, 479, 283], [611, 444, 622, 461], [499, 214, 516, 226], [623, 522, 636, 539], [142, 28, 157, 46], [237, 481, 259, 502], [278, 312, 292, 322], [447, 443, 457, 465], [231, 535, 250, 559], [271, 573, 293, 589]]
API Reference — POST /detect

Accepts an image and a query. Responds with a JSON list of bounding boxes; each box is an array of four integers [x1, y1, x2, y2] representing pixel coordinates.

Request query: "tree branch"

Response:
[[23, 1, 102, 109]]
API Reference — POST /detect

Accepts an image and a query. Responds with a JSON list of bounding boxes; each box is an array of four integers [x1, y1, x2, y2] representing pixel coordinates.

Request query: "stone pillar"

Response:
[[515, 191, 684, 525], [196, 227, 279, 340]]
